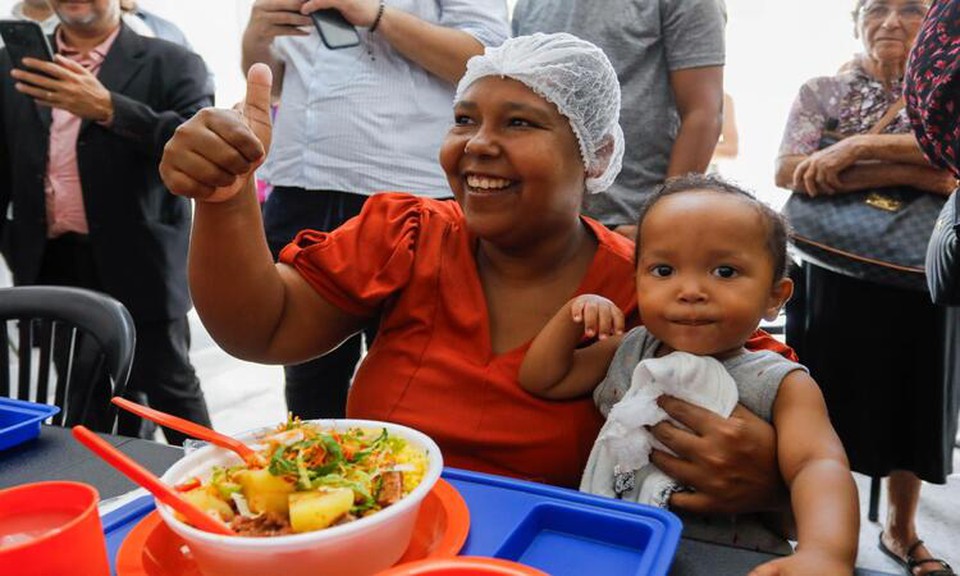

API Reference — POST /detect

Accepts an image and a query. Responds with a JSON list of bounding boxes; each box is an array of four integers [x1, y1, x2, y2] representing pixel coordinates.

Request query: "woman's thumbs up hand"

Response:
[[160, 64, 274, 203]]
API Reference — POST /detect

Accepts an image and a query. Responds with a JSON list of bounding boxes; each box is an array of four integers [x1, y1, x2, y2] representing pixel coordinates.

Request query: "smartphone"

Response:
[[0, 20, 54, 69], [310, 9, 360, 50]]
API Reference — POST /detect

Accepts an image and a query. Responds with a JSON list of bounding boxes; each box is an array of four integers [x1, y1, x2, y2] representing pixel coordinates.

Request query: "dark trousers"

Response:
[[784, 261, 807, 363], [262, 186, 376, 419], [38, 233, 211, 446]]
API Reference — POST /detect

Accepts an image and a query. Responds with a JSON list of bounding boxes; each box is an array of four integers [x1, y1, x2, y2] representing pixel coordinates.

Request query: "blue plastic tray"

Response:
[[102, 468, 682, 576], [102, 494, 156, 575], [445, 468, 681, 576], [0, 397, 60, 451]]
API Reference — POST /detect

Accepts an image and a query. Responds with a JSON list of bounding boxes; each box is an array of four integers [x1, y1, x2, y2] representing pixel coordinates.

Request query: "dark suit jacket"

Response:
[[0, 23, 214, 322]]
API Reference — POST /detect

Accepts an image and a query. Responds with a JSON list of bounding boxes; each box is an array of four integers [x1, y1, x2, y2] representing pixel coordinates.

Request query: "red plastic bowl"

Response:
[[377, 557, 548, 575]]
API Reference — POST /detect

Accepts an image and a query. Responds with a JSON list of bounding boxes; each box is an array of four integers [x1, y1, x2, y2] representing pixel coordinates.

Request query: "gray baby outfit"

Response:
[[590, 326, 806, 554]]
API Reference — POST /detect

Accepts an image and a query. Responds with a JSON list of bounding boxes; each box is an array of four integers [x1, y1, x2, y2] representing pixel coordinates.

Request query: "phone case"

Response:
[[0, 19, 55, 67], [310, 9, 360, 50]]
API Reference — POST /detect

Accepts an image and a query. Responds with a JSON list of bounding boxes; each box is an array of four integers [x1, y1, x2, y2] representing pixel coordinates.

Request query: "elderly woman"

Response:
[[776, 1, 958, 574], [160, 33, 792, 518]]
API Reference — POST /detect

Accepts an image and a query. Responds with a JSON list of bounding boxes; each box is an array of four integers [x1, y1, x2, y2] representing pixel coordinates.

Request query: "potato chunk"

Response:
[[180, 486, 235, 522], [236, 468, 295, 517], [288, 488, 354, 533]]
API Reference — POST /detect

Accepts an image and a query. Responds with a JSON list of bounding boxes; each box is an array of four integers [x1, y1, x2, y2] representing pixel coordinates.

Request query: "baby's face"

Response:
[[635, 191, 791, 358]]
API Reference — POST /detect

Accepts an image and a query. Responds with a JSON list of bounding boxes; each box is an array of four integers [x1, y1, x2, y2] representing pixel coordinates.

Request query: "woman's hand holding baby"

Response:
[[569, 294, 624, 340], [650, 398, 788, 515]]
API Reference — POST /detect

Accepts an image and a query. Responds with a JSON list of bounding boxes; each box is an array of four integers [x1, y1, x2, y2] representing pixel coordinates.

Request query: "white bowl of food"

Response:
[[157, 418, 443, 576]]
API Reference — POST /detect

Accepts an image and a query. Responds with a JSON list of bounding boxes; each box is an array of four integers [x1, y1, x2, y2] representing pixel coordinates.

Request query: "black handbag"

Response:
[[783, 100, 947, 291], [926, 189, 960, 304]]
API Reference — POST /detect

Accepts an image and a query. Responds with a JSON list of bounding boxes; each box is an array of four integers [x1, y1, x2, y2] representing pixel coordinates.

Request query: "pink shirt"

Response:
[[44, 26, 119, 238]]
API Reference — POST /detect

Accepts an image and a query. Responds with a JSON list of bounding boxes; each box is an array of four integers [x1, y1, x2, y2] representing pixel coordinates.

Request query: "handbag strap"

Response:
[[953, 187, 960, 235], [866, 97, 905, 135]]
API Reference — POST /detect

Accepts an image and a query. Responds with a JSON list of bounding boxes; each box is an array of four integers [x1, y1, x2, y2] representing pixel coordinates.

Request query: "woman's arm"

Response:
[[752, 371, 859, 575], [834, 162, 957, 196], [300, 0, 499, 85], [784, 132, 956, 196], [518, 295, 623, 400], [845, 132, 934, 165], [777, 148, 956, 196], [775, 154, 805, 190], [189, 181, 366, 363], [160, 65, 366, 364]]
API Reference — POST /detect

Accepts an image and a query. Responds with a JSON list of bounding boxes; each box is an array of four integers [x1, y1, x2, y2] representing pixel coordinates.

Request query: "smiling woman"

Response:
[[158, 33, 636, 488], [439, 77, 586, 248]]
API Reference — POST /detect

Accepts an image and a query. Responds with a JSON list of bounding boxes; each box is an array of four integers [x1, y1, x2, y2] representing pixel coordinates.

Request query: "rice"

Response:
[[395, 443, 428, 494]]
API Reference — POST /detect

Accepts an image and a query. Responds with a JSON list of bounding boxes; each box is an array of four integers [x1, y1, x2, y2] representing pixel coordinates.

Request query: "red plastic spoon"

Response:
[[71, 425, 235, 535], [111, 396, 264, 467]]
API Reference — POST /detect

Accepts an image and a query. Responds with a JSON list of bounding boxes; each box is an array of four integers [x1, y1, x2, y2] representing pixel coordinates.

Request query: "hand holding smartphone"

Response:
[[310, 9, 360, 50], [0, 20, 54, 69]]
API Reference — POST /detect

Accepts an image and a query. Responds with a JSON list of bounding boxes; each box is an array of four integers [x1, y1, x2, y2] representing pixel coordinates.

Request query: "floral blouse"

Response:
[[778, 60, 911, 157], [906, 0, 960, 178]]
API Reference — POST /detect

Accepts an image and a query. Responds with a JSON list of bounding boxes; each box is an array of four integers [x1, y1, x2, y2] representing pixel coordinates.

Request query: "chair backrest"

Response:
[[0, 286, 136, 429]]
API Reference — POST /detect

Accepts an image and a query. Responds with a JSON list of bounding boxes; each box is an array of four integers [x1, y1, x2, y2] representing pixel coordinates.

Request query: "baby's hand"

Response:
[[569, 294, 624, 340], [749, 550, 851, 576]]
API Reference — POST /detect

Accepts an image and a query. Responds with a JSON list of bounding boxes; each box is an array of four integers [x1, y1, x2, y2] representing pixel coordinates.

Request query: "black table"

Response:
[[0, 425, 181, 498], [0, 426, 893, 576]]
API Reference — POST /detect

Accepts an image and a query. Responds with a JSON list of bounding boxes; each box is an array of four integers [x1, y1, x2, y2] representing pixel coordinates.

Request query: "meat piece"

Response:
[[230, 512, 293, 537], [376, 471, 403, 507], [331, 512, 358, 526]]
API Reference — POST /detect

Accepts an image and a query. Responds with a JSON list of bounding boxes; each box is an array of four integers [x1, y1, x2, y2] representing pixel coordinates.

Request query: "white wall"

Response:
[[0, 0, 862, 207], [723, 0, 861, 208], [134, 0, 253, 106]]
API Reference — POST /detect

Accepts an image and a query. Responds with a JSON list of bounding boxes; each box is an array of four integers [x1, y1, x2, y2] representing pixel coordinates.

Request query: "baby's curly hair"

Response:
[[633, 173, 791, 282]]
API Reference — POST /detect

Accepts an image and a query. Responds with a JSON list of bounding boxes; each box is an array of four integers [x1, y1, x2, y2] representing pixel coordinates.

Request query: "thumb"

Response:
[[242, 63, 273, 160]]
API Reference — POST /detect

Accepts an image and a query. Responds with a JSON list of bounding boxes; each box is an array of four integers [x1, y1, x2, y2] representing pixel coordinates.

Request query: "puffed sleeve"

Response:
[[278, 193, 424, 318], [777, 76, 845, 157]]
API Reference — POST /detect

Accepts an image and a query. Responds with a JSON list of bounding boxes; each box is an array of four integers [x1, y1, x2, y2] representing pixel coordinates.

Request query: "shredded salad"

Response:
[[174, 417, 428, 537]]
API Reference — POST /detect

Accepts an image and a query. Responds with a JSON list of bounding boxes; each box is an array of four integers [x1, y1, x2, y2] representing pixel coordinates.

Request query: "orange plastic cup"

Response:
[[0, 481, 110, 576]]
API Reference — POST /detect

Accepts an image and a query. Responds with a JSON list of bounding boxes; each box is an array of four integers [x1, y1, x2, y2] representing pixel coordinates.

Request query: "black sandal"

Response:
[[878, 533, 956, 576]]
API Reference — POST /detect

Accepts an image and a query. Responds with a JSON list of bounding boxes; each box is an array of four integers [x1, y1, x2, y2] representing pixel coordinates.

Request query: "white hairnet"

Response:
[[455, 32, 624, 194]]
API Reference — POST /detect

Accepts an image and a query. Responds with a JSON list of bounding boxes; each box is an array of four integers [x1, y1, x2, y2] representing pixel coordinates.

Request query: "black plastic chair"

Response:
[[0, 286, 136, 430]]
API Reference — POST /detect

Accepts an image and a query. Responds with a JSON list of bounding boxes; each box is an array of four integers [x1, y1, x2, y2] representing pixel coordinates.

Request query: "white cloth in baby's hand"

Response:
[[580, 351, 739, 507]]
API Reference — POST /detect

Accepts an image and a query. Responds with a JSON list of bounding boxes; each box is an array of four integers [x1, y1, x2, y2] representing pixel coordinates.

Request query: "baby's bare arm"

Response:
[[754, 370, 858, 575], [518, 295, 623, 399]]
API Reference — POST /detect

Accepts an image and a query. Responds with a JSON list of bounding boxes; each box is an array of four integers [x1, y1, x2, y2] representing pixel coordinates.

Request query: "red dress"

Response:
[[280, 193, 794, 487]]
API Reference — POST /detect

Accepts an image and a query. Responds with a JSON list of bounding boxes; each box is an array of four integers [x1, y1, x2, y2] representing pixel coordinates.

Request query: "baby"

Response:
[[519, 174, 858, 574]]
